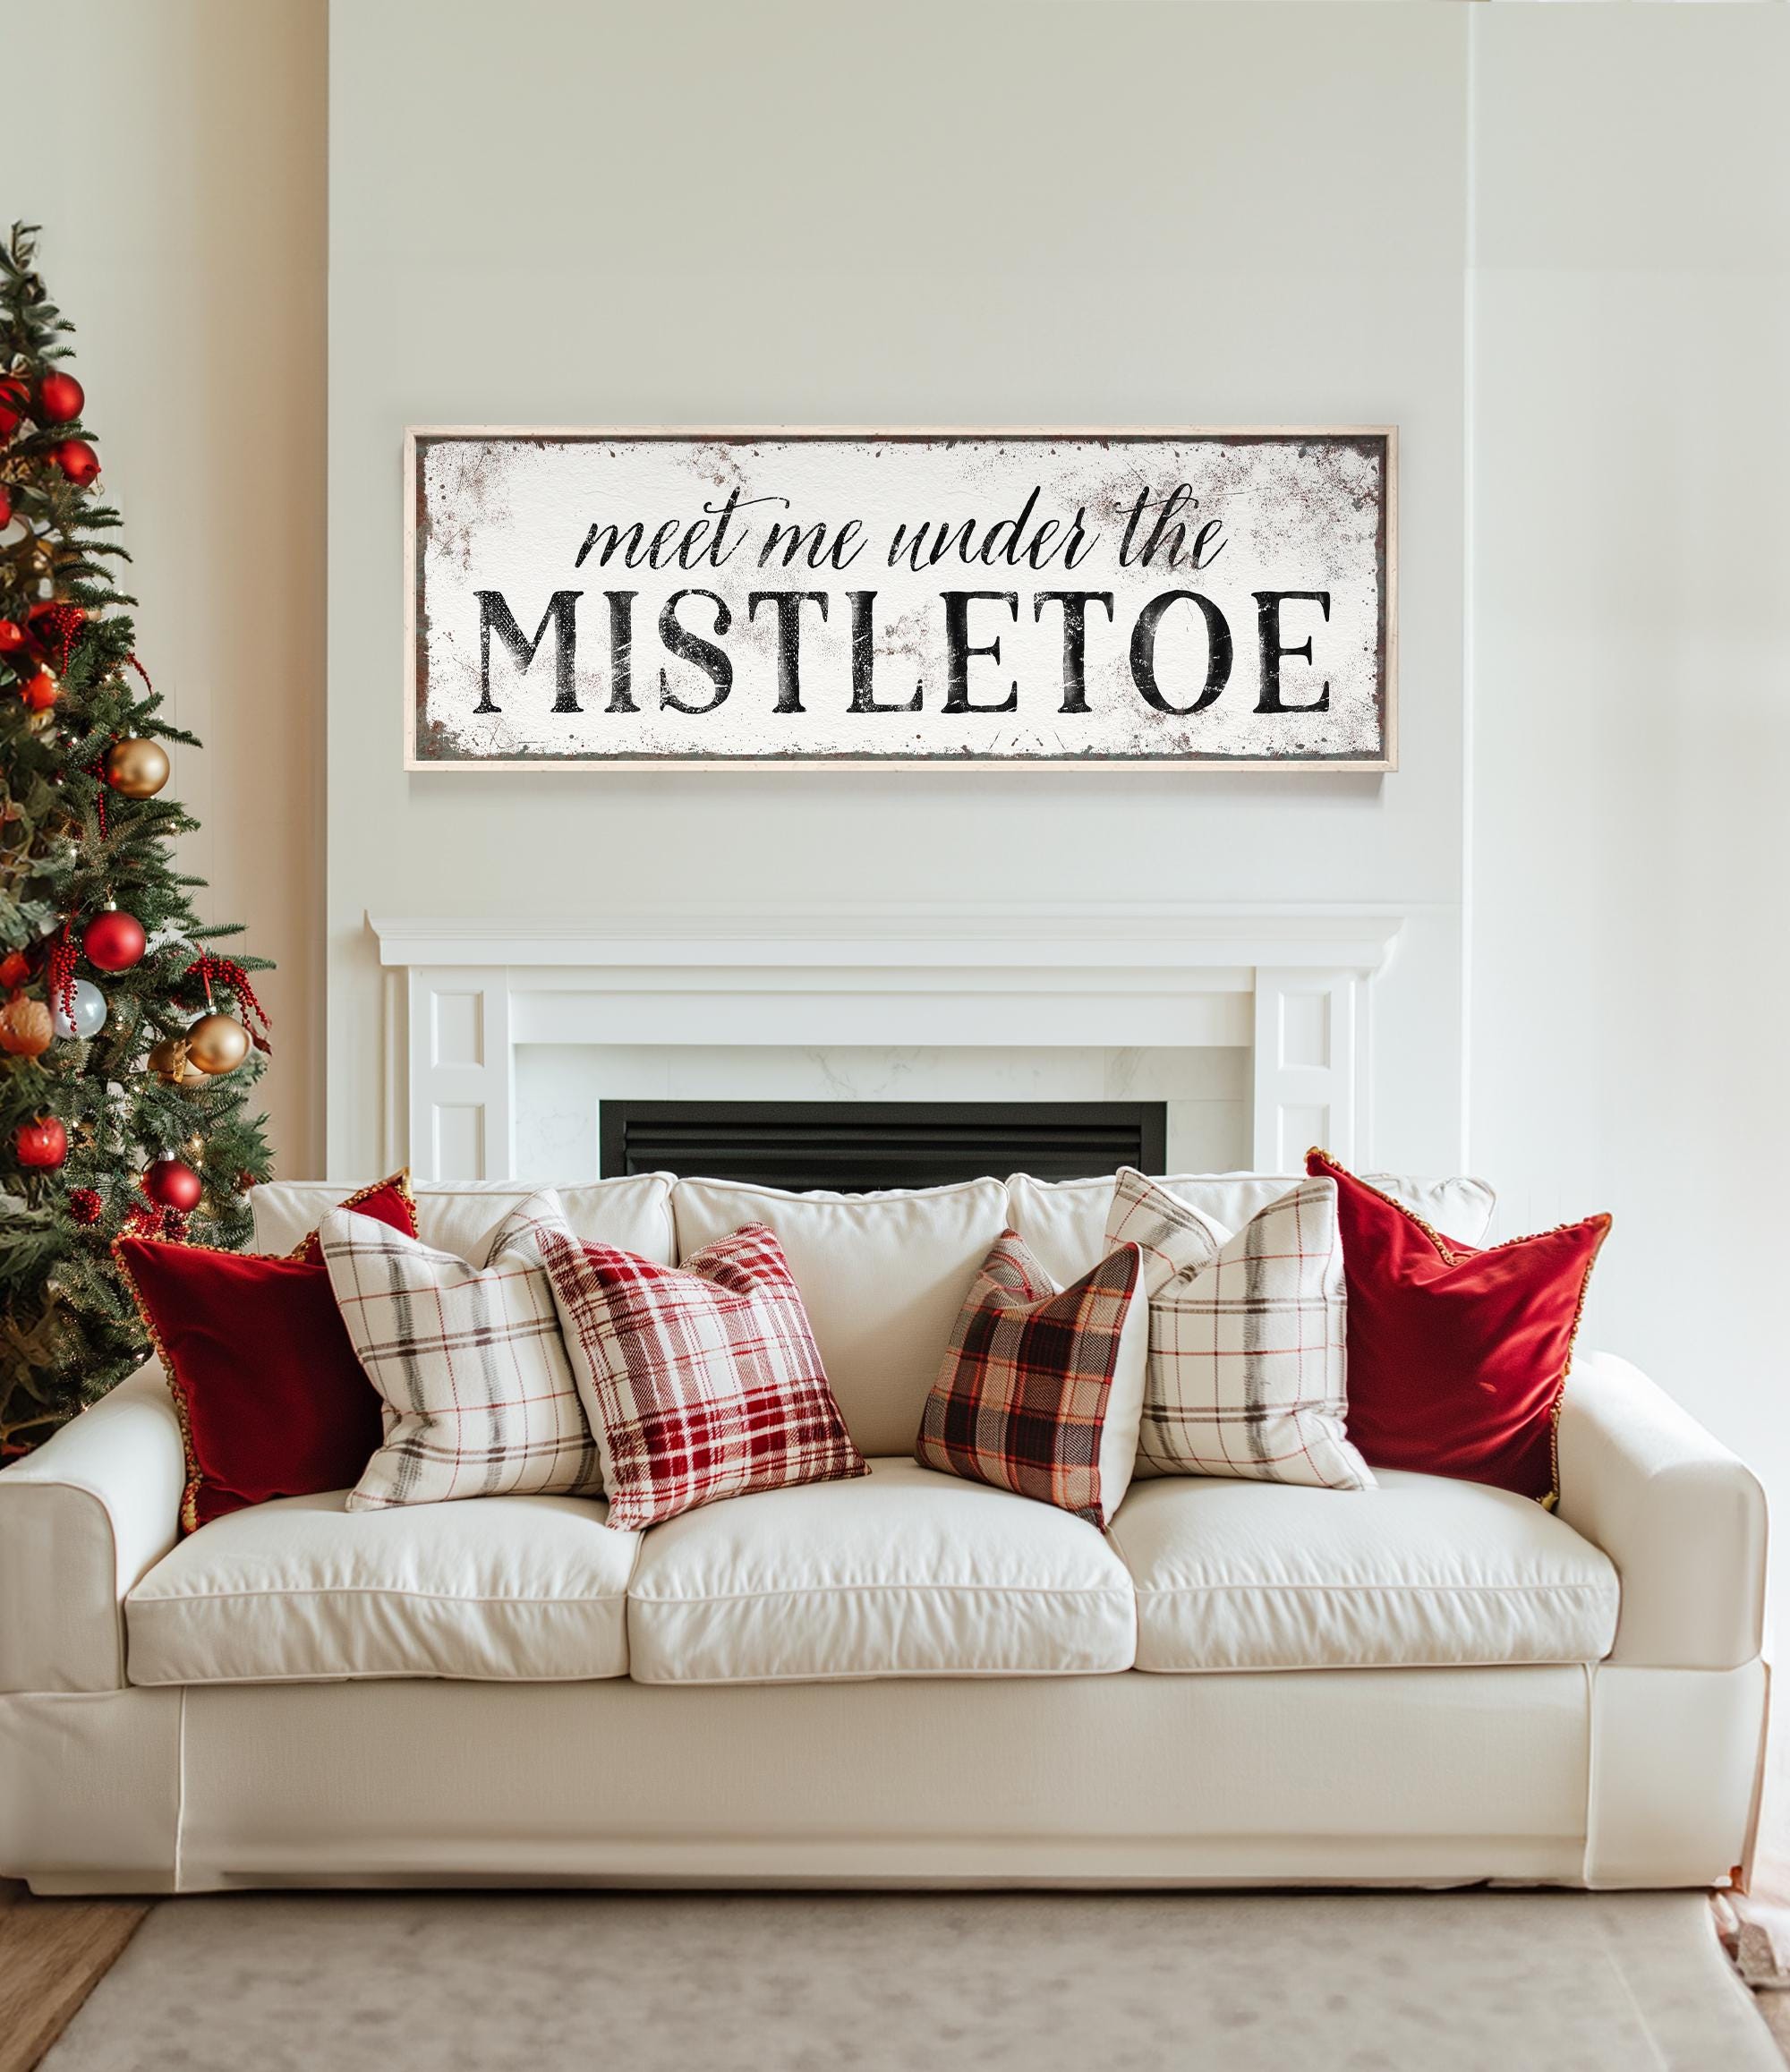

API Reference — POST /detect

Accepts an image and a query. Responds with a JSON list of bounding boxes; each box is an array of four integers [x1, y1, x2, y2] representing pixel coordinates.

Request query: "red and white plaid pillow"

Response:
[[534, 1218, 866, 1531], [914, 1230, 1146, 1528]]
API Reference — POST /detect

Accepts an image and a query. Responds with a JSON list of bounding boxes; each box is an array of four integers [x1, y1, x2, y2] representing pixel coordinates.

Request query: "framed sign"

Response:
[[405, 427, 1395, 771]]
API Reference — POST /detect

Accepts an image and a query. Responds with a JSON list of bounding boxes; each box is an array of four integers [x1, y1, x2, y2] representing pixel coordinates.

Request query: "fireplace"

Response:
[[366, 906, 1403, 1181], [598, 1099, 1168, 1193]]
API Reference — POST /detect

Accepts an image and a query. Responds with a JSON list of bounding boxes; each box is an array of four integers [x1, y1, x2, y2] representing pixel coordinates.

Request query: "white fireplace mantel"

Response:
[[367, 905, 1403, 1181]]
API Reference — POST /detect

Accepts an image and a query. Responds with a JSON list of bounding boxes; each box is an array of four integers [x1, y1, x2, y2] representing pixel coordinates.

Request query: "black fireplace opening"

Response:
[[598, 1100, 1167, 1194]]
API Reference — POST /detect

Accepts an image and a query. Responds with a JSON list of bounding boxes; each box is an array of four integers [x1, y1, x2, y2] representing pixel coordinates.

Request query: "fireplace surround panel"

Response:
[[367, 908, 1403, 1181]]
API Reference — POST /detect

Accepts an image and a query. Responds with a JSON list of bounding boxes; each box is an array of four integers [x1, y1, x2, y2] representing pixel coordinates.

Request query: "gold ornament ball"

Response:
[[105, 738, 171, 799], [185, 1011, 251, 1075], [147, 1036, 209, 1088]]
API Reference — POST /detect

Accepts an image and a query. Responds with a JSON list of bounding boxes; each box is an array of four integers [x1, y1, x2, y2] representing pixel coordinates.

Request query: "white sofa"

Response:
[[0, 1170, 1769, 1895]]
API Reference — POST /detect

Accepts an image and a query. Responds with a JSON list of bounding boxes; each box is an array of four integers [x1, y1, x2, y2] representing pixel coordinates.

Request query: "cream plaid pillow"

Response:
[[320, 1190, 602, 1510], [1104, 1168, 1371, 1490]]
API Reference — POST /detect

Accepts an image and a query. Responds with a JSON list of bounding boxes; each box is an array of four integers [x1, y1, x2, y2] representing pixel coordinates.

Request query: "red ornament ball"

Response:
[[0, 951, 28, 991], [0, 487, 11, 529], [0, 376, 26, 437], [67, 1186, 103, 1225], [55, 439, 100, 487], [143, 1155, 202, 1212], [38, 371, 84, 424], [21, 669, 56, 712], [16, 1117, 68, 1170], [82, 908, 147, 973], [0, 620, 21, 653]]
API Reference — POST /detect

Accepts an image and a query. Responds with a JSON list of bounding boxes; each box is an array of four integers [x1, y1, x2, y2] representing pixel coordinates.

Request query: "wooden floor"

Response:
[[0, 1880, 149, 2072]]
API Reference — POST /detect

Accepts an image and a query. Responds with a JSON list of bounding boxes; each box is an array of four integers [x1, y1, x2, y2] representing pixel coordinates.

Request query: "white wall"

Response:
[[30, 4, 1785, 1593], [1469, 6, 1790, 1598], [328, 0, 1789, 1588], [0, 0, 327, 1176], [326, 0, 1470, 1178]]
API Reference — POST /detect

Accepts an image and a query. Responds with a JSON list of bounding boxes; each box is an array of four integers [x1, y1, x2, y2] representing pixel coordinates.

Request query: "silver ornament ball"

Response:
[[51, 978, 109, 1042]]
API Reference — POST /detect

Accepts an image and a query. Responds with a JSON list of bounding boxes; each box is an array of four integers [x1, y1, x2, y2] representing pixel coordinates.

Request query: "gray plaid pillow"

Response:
[[1104, 1169, 1370, 1491], [320, 1189, 602, 1509]]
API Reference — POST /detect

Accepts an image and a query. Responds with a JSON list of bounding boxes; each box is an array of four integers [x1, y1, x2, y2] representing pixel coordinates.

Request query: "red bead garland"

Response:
[[45, 925, 78, 1027]]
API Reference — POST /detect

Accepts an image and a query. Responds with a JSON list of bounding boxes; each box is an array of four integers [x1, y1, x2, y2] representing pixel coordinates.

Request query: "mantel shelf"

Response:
[[368, 906, 1404, 976]]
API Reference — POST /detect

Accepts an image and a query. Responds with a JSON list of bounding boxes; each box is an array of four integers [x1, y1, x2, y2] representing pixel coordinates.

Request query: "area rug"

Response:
[[40, 1889, 1779, 2072]]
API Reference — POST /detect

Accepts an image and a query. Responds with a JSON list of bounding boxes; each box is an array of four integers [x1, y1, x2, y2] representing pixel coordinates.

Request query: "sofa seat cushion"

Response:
[[126, 1490, 638, 1686], [626, 1456, 1137, 1684], [1108, 1471, 1618, 1673]]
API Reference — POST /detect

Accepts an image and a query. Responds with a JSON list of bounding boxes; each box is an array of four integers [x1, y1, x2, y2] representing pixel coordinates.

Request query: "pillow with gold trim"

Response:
[[114, 1173, 415, 1533], [1308, 1149, 1610, 1504]]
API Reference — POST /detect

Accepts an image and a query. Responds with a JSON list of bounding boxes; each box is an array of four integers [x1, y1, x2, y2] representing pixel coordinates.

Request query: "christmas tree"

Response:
[[0, 223, 274, 1454]]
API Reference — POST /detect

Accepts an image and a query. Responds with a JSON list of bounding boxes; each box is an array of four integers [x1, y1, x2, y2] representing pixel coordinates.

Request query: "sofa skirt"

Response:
[[0, 1660, 1766, 1895]]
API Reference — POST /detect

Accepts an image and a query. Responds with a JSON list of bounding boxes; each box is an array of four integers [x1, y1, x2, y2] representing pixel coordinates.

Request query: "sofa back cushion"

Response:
[[671, 1177, 1010, 1456], [1008, 1169, 1496, 1286], [252, 1172, 676, 1266]]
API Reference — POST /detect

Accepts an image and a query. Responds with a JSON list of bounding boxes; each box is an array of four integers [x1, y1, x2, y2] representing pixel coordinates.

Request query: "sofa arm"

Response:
[[0, 1361, 184, 1692], [1556, 1351, 1767, 1670]]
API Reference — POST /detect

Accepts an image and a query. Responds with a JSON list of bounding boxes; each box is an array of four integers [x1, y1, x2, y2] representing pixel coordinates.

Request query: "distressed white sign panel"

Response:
[[407, 428, 1395, 769]]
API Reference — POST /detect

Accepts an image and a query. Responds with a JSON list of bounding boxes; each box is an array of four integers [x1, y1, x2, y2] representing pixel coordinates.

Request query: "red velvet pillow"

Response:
[[1308, 1149, 1610, 1505], [114, 1174, 416, 1532]]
